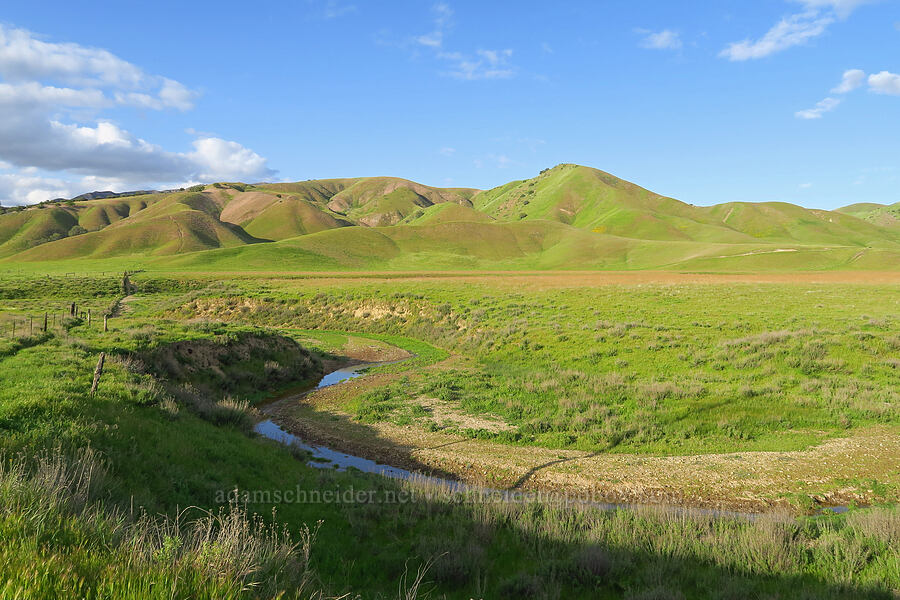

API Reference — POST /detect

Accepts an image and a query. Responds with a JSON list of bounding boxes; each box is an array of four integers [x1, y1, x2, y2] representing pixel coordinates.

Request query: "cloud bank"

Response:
[[0, 25, 275, 206]]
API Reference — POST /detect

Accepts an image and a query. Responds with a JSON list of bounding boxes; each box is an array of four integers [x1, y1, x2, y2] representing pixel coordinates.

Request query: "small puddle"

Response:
[[254, 362, 851, 517]]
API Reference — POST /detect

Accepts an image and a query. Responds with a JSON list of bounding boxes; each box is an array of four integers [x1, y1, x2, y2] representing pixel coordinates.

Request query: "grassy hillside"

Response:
[[13, 207, 259, 260], [400, 202, 496, 225], [0, 206, 78, 256], [1, 165, 898, 271], [474, 164, 900, 247], [701, 201, 898, 246], [323, 177, 477, 226], [0, 178, 479, 260], [150, 219, 900, 273], [838, 201, 900, 230]]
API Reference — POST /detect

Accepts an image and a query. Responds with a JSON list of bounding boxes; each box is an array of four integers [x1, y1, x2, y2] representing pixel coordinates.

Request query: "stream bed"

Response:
[[254, 362, 848, 517]]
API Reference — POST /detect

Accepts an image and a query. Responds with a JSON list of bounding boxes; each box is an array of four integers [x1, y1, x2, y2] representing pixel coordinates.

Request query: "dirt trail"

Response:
[[112, 294, 136, 317]]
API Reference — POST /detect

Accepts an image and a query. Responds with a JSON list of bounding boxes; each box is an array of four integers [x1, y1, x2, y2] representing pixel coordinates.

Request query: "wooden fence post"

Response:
[[88, 309, 92, 327], [103, 314, 108, 333], [43, 313, 48, 332], [90, 353, 106, 397]]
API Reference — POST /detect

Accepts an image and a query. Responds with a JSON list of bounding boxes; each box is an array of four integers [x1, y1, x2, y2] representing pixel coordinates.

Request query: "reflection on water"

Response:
[[315, 363, 370, 388]]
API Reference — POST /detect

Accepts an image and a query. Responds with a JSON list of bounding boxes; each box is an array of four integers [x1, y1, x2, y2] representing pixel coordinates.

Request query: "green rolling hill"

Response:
[[837, 201, 900, 231], [1, 164, 898, 271]]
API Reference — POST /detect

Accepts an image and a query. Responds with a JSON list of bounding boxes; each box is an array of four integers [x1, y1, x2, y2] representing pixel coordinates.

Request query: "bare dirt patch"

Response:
[[416, 395, 514, 433]]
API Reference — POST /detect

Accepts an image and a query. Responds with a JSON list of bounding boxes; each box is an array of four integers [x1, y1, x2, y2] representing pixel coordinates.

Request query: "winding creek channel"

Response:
[[254, 361, 849, 518]]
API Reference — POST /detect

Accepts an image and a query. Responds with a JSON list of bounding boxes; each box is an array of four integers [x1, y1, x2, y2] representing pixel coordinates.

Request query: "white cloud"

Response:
[[0, 25, 274, 205], [0, 25, 143, 87], [0, 81, 108, 107], [115, 78, 197, 111], [0, 172, 75, 205], [416, 32, 444, 48], [799, 182, 813, 188], [720, 11, 834, 60], [795, 96, 841, 119], [441, 48, 514, 80], [415, 3, 452, 49], [638, 29, 682, 50], [720, 0, 872, 61], [322, 0, 357, 19], [795, 67, 900, 120], [793, 0, 874, 19], [410, 3, 516, 81], [187, 138, 274, 182], [832, 68, 866, 93], [438, 147, 455, 156], [868, 70, 900, 95], [493, 154, 512, 168], [0, 25, 195, 110]]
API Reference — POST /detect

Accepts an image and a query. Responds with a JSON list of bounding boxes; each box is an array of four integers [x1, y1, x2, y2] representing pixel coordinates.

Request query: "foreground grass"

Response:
[[0, 449, 317, 600], [0, 273, 898, 598]]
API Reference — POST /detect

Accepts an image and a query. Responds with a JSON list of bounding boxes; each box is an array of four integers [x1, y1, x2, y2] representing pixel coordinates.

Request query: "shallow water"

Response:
[[314, 363, 371, 388], [256, 362, 422, 478]]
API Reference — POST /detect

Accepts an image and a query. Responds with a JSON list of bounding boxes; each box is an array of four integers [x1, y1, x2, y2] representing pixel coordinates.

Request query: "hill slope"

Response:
[[837, 201, 900, 230], [474, 164, 900, 247], [1, 164, 898, 271], [0, 178, 476, 259]]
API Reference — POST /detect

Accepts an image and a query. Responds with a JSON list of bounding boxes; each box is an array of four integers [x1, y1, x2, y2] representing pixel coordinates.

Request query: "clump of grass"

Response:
[[210, 396, 254, 430], [0, 447, 321, 599], [170, 385, 255, 432]]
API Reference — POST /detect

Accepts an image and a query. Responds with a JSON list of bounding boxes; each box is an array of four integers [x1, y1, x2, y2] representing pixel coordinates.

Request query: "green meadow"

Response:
[[0, 271, 898, 598]]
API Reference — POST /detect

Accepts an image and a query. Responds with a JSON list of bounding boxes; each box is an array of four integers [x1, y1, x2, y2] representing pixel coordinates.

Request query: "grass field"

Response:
[[0, 270, 897, 598]]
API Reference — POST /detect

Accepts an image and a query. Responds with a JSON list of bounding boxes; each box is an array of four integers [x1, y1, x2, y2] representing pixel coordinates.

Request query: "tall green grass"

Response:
[[0, 448, 318, 600]]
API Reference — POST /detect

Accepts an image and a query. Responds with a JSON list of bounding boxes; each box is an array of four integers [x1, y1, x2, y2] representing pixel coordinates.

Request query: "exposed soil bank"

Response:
[[138, 332, 322, 399]]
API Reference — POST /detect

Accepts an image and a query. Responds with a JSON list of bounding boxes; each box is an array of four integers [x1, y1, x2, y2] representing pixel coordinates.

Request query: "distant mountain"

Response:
[[1, 166, 898, 271], [72, 190, 161, 202]]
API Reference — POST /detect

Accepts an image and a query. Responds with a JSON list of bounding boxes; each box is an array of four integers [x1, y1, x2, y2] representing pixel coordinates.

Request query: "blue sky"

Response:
[[0, 0, 898, 209]]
